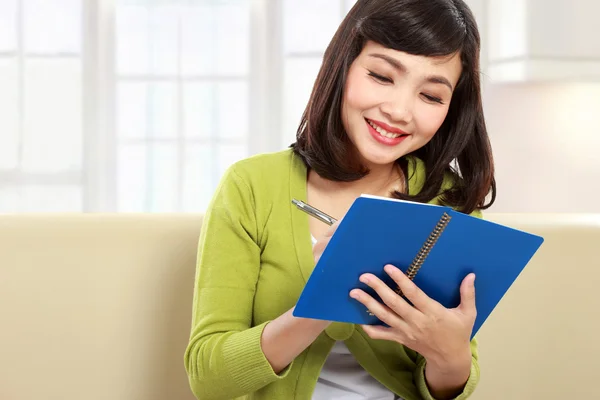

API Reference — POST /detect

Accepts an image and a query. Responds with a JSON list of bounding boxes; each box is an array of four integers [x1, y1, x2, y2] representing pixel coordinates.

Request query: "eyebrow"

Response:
[[368, 53, 454, 92]]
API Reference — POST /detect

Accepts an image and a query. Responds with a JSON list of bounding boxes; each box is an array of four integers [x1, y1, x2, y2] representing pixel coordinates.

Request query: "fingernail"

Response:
[[360, 275, 370, 284], [384, 265, 394, 274], [350, 290, 359, 299]]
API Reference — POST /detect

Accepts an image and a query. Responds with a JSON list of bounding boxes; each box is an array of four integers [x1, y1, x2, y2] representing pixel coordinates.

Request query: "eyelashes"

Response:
[[422, 94, 443, 104], [367, 70, 393, 84], [367, 70, 444, 105]]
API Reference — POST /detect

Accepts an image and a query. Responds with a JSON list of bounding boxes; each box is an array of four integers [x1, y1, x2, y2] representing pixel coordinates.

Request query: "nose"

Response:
[[379, 91, 414, 125]]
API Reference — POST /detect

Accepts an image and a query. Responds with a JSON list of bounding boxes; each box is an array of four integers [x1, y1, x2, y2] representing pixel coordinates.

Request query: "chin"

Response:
[[357, 147, 401, 167], [349, 126, 413, 167]]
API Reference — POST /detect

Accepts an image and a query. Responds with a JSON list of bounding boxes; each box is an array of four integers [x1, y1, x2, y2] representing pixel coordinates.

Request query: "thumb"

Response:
[[458, 273, 476, 316]]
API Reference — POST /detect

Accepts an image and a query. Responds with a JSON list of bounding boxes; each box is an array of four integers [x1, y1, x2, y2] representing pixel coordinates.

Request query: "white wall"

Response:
[[470, 0, 600, 213], [485, 83, 600, 212]]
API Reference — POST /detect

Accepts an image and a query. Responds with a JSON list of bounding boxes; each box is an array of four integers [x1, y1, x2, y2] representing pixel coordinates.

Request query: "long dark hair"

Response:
[[291, 0, 496, 214]]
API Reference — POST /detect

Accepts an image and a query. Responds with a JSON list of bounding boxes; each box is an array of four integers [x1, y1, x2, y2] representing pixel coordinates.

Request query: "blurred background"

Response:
[[0, 0, 598, 214]]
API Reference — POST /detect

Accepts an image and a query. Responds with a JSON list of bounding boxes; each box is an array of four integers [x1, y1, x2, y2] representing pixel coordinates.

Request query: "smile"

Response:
[[366, 119, 407, 139], [364, 118, 409, 146]]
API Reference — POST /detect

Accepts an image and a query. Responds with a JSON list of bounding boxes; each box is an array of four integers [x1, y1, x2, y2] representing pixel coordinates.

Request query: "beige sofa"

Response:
[[1, 213, 598, 399]]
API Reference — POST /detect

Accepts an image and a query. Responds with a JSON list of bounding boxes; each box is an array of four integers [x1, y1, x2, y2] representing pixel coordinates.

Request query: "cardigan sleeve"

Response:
[[414, 337, 480, 400], [184, 165, 293, 400]]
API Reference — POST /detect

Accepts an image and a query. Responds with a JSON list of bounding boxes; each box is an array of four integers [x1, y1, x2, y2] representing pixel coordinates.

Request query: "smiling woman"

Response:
[[293, 1, 495, 215], [184, 1, 496, 400], [341, 41, 463, 168]]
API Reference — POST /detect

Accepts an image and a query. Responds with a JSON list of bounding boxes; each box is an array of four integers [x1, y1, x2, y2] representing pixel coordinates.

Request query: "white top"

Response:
[[310, 235, 399, 399]]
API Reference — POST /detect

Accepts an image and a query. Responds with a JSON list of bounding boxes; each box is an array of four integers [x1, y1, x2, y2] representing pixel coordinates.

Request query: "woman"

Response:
[[184, 0, 495, 399]]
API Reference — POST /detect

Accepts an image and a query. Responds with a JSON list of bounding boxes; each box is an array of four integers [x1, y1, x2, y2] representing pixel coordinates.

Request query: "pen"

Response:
[[291, 199, 337, 226]]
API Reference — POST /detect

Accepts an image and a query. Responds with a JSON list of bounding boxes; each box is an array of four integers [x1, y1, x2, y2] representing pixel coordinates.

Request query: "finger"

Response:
[[324, 217, 342, 238], [349, 289, 407, 329], [384, 264, 441, 313], [314, 219, 343, 260], [458, 273, 477, 317], [360, 324, 417, 347], [359, 273, 421, 321], [360, 324, 397, 342]]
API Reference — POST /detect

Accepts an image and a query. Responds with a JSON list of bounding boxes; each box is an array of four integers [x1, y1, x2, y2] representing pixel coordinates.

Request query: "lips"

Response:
[[365, 118, 409, 146], [366, 119, 406, 138]]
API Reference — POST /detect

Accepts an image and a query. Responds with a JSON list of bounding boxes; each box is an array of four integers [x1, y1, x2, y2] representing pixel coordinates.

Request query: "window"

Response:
[[0, 0, 356, 213], [0, 0, 83, 212], [115, 0, 250, 212], [281, 0, 356, 147]]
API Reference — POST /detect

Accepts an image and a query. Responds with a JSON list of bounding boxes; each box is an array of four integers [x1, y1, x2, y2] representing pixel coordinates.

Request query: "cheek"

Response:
[[415, 106, 450, 138], [344, 77, 380, 114]]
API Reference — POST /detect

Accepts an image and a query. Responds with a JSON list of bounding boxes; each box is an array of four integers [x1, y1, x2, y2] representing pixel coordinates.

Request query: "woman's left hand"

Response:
[[350, 264, 476, 371]]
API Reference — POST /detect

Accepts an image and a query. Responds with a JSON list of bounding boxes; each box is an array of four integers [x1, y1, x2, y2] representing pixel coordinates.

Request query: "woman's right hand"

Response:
[[261, 221, 342, 374], [312, 220, 341, 264]]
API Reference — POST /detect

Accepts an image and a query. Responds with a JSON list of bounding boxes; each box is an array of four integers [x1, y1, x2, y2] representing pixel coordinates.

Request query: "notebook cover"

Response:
[[292, 195, 544, 338]]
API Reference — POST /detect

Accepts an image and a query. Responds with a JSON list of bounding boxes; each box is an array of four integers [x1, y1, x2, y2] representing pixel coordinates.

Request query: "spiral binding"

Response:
[[406, 212, 452, 279], [393, 212, 452, 297], [366, 212, 453, 316]]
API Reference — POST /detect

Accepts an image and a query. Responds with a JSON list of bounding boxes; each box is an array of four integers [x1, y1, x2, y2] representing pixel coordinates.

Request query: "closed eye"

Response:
[[422, 94, 444, 104], [367, 70, 393, 84]]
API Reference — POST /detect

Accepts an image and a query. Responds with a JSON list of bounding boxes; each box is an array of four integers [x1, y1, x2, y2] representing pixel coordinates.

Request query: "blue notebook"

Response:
[[293, 194, 544, 338]]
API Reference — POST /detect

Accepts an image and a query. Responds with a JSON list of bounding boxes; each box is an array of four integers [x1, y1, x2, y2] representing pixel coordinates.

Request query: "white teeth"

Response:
[[367, 120, 402, 139]]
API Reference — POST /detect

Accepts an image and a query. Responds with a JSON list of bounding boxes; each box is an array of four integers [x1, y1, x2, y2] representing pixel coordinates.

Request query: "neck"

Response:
[[311, 162, 404, 198]]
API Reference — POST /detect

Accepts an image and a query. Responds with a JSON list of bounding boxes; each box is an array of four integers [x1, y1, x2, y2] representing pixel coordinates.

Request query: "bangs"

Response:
[[356, 1, 468, 57]]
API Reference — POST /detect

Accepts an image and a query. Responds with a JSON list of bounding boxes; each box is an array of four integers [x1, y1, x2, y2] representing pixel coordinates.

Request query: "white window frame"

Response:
[[82, 0, 117, 212], [248, 0, 284, 155], [0, 0, 84, 204], [0, 0, 356, 212], [82, 0, 285, 212]]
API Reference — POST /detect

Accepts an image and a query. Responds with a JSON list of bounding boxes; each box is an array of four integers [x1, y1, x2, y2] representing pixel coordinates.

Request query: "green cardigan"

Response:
[[184, 149, 481, 400]]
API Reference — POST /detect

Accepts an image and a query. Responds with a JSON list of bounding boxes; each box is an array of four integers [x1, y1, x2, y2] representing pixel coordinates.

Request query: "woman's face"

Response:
[[341, 41, 463, 169]]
